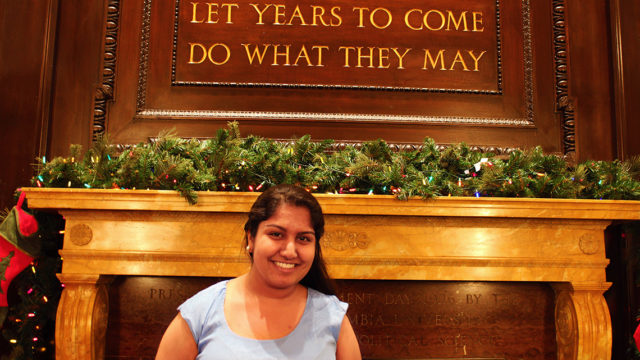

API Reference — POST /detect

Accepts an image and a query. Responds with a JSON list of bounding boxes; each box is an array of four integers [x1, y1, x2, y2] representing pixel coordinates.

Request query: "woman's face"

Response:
[[248, 204, 316, 291]]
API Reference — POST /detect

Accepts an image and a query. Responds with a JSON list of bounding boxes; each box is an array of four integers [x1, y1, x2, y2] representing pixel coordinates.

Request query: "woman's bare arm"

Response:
[[155, 313, 198, 360], [336, 315, 361, 360]]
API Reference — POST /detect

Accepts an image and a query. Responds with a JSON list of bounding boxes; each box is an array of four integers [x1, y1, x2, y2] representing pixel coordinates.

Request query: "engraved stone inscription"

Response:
[[105, 277, 227, 358], [105, 278, 555, 359], [336, 281, 556, 359]]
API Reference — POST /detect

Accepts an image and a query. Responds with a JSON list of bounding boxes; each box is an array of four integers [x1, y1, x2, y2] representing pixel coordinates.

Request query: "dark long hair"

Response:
[[243, 184, 336, 295]]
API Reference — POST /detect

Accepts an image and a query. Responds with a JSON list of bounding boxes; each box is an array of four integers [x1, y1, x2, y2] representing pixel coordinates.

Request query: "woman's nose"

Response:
[[280, 238, 297, 258]]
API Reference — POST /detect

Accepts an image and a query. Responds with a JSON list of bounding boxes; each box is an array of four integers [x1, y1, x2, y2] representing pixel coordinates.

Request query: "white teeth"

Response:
[[274, 261, 295, 269]]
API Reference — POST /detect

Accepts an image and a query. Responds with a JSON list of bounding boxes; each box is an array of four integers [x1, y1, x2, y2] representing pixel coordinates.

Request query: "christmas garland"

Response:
[[32, 122, 640, 203]]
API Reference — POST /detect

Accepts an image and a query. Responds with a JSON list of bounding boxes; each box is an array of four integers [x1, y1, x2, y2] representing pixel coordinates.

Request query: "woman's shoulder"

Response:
[[193, 280, 228, 299], [307, 287, 348, 313], [179, 279, 228, 313], [177, 280, 229, 342]]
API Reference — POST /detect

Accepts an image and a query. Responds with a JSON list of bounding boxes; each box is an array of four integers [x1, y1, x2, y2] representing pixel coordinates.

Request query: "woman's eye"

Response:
[[298, 236, 313, 242], [269, 232, 282, 238]]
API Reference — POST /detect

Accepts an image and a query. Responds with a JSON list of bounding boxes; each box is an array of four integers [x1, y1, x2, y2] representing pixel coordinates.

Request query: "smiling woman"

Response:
[[155, 184, 362, 360]]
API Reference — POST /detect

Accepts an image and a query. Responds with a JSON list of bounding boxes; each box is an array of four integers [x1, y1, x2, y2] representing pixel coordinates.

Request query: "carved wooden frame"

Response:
[[90, 0, 575, 155]]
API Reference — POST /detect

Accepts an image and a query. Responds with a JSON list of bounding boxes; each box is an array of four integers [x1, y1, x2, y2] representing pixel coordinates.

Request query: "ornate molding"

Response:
[[552, 0, 576, 157], [136, 0, 152, 111], [92, 0, 120, 141], [277, 139, 521, 155], [522, 0, 535, 124], [323, 230, 370, 251], [69, 224, 93, 246], [136, 108, 533, 127], [143, 136, 522, 155]]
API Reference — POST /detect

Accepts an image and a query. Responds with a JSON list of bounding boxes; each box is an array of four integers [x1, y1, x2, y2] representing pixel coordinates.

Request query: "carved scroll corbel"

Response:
[[552, 283, 612, 360], [55, 274, 114, 360]]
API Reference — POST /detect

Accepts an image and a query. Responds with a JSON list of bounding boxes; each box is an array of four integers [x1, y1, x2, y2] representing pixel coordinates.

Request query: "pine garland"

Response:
[[32, 122, 640, 202]]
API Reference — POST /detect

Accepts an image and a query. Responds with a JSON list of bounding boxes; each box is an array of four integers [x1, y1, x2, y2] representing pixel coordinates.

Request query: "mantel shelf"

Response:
[[22, 187, 640, 220]]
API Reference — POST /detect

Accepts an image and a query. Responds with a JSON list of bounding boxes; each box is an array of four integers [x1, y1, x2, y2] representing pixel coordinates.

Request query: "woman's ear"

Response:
[[247, 234, 255, 253]]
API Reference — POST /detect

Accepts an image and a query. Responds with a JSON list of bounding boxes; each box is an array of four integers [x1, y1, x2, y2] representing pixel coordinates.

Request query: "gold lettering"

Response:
[[188, 43, 207, 64], [287, 45, 331, 66], [312, 45, 329, 66], [392, 48, 411, 69], [424, 10, 445, 31], [352, 7, 368, 28], [249, 3, 272, 25], [242, 43, 271, 64], [188, 43, 230, 65], [357, 47, 375, 68], [422, 49, 446, 70], [446, 11, 468, 31], [450, 50, 469, 71], [207, 43, 230, 65], [272, 44, 291, 65], [472, 11, 484, 32], [311, 5, 328, 26], [293, 45, 312, 66], [287, 5, 307, 25], [404, 9, 423, 30], [191, 2, 204, 23], [370, 7, 392, 29], [207, 3, 220, 23], [339, 46, 356, 67], [221, 3, 239, 24], [330, 6, 342, 26], [467, 50, 486, 71], [353, 7, 392, 29], [273, 4, 286, 25], [378, 48, 389, 69], [191, 3, 238, 24]]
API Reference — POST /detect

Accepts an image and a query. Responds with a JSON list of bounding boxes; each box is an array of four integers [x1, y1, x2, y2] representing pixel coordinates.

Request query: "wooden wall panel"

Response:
[[48, 0, 106, 157], [0, 0, 57, 210], [566, 0, 616, 161], [611, 0, 640, 159]]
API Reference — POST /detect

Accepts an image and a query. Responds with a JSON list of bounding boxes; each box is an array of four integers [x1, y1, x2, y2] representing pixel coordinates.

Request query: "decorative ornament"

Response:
[[0, 192, 41, 325]]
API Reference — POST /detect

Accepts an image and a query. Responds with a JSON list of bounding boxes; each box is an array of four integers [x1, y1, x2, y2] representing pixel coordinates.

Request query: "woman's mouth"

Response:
[[273, 261, 296, 269]]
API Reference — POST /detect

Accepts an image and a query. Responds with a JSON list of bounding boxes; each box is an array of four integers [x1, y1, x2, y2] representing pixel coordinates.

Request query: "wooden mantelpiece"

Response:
[[22, 188, 640, 360]]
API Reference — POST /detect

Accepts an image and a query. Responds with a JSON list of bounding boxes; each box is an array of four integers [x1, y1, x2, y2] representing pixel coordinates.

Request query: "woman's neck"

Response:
[[239, 272, 305, 301]]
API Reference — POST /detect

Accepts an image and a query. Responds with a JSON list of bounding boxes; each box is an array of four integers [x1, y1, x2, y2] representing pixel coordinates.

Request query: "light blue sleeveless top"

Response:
[[178, 280, 348, 360]]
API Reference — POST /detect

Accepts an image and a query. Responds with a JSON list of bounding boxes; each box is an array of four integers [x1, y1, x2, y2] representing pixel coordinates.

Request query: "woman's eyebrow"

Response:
[[264, 224, 315, 235]]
